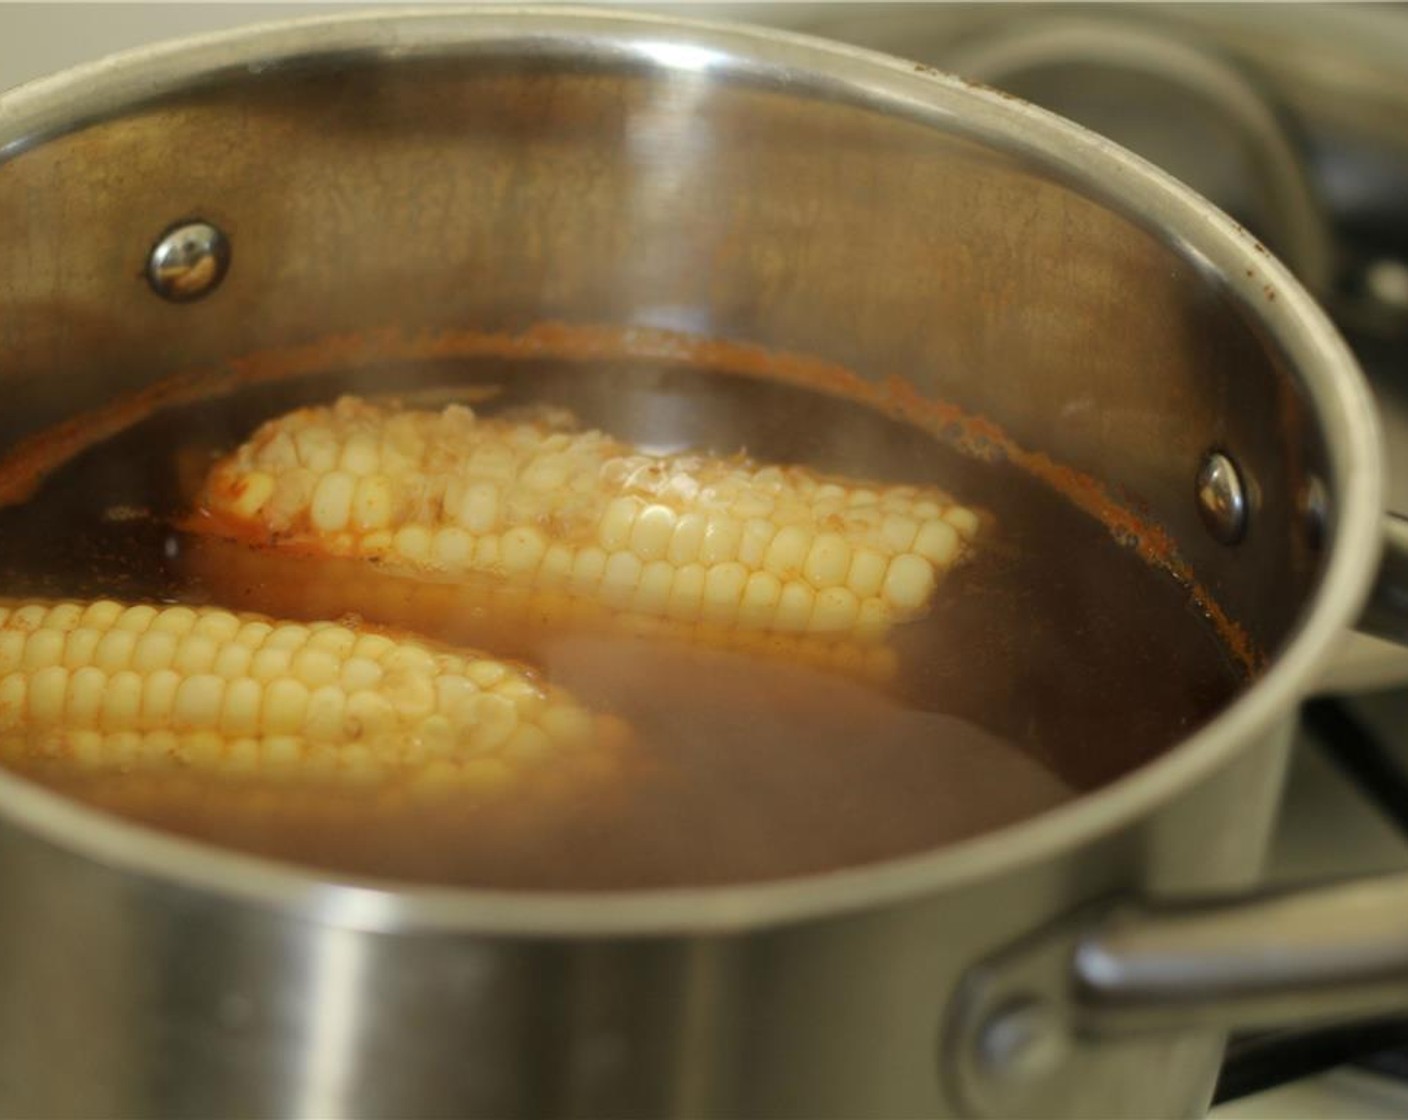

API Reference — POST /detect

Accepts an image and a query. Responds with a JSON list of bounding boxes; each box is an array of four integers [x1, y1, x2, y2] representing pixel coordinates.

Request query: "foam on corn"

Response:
[[192, 396, 982, 643], [0, 598, 629, 797]]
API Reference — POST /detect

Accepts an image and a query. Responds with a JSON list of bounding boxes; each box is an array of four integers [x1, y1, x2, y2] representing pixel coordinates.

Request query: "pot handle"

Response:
[[1071, 874, 1408, 1033], [1360, 512, 1408, 643], [944, 870, 1408, 1116]]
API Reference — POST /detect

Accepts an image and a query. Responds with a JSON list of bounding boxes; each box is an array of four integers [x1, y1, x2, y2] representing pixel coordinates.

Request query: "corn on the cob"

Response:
[[192, 396, 981, 644], [0, 598, 629, 799]]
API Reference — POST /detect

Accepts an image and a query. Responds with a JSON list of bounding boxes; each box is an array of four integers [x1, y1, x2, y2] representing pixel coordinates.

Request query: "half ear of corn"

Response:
[[0, 598, 630, 799], [191, 396, 981, 646]]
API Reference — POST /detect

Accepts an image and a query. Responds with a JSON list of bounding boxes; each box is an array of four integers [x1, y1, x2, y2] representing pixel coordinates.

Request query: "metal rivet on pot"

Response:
[[147, 219, 230, 302], [974, 997, 1070, 1084], [1196, 451, 1248, 545]]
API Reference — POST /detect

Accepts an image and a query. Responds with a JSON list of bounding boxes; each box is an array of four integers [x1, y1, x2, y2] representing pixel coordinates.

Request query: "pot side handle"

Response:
[[943, 870, 1408, 1115], [1359, 512, 1408, 644], [1071, 873, 1408, 1033], [1053, 515, 1408, 1040]]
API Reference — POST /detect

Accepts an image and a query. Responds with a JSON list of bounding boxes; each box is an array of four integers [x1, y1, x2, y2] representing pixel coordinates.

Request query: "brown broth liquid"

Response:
[[0, 359, 1246, 888]]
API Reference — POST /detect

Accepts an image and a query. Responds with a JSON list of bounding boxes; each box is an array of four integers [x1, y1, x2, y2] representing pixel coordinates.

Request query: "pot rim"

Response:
[[0, 6, 1386, 938]]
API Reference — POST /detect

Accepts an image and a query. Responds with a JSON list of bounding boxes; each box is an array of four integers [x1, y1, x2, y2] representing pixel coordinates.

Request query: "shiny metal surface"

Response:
[[1196, 452, 1249, 546], [1074, 875, 1408, 1033], [947, 869, 1408, 1114], [145, 218, 230, 302], [0, 8, 1400, 1118]]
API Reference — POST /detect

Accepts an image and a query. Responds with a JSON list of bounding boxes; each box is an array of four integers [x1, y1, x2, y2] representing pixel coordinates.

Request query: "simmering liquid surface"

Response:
[[0, 360, 1245, 887]]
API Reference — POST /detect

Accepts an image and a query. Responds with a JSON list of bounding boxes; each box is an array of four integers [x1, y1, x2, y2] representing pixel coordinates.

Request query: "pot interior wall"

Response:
[[0, 38, 1327, 670]]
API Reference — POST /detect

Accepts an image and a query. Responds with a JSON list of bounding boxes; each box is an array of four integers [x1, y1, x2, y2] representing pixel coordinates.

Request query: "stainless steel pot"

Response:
[[1, 9, 1407, 1118]]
